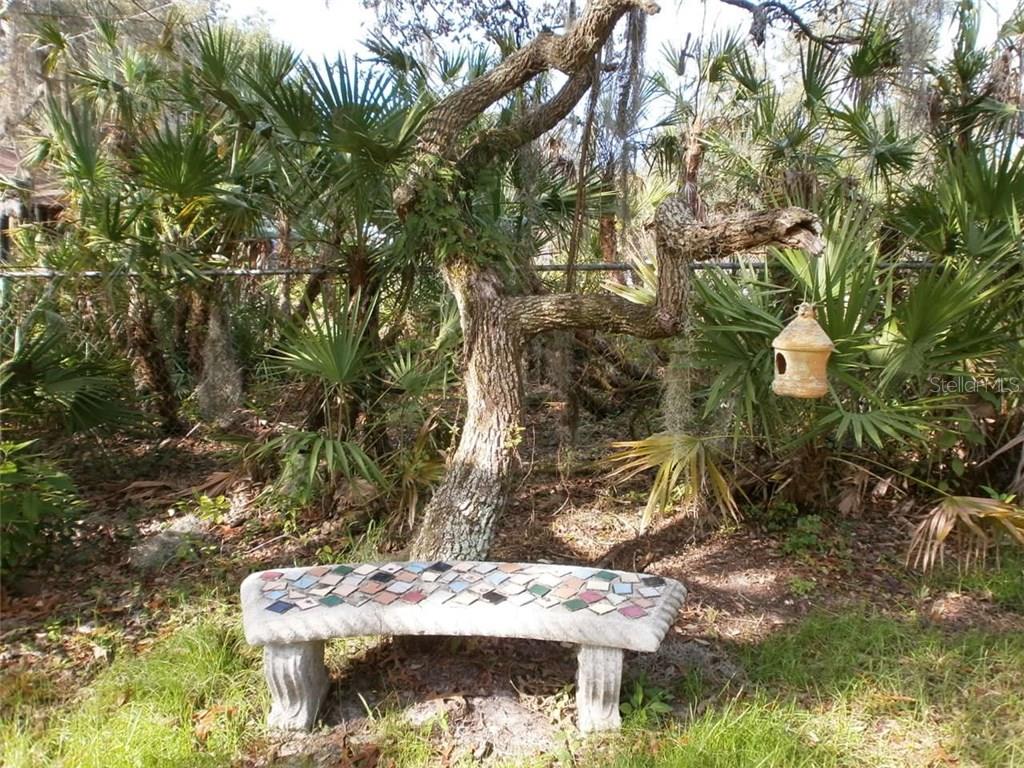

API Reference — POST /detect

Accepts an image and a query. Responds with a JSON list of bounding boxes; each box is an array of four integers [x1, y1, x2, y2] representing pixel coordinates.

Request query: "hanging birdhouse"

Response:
[[772, 303, 834, 399]]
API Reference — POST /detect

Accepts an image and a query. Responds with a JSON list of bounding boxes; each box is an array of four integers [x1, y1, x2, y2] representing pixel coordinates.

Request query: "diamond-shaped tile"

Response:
[[619, 604, 648, 619], [642, 576, 666, 587], [393, 570, 417, 583], [307, 566, 331, 577], [485, 571, 509, 585], [497, 563, 522, 573], [481, 591, 506, 604], [497, 581, 525, 596], [369, 572, 394, 583], [618, 572, 640, 583], [638, 587, 660, 598], [470, 581, 493, 595], [266, 600, 293, 613], [380, 563, 403, 573], [612, 582, 633, 595], [353, 564, 376, 575], [423, 589, 454, 605], [308, 585, 333, 596], [586, 579, 610, 592], [449, 580, 470, 593], [578, 590, 604, 604], [344, 592, 371, 607], [265, 590, 287, 600], [386, 581, 413, 594], [563, 598, 588, 612], [506, 591, 536, 606], [427, 562, 453, 573], [319, 572, 344, 585], [333, 582, 360, 597], [589, 601, 616, 615], [593, 570, 617, 581], [294, 575, 318, 589], [605, 593, 627, 606], [260, 571, 284, 580], [451, 590, 479, 606], [474, 563, 498, 574], [296, 597, 320, 610], [319, 594, 344, 607], [359, 581, 386, 594], [535, 595, 561, 609], [373, 591, 399, 605], [405, 563, 428, 573], [332, 565, 355, 576], [528, 584, 551, 597], [402, 590, 427, 603], [262, 580, 287, 591]]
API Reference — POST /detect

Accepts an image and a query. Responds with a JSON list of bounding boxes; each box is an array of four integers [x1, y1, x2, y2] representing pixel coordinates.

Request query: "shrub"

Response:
[[0, 441, 81, 574]]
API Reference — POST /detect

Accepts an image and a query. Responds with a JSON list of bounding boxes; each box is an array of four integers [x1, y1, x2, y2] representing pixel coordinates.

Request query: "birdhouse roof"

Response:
[[772, 304, 834, 352]]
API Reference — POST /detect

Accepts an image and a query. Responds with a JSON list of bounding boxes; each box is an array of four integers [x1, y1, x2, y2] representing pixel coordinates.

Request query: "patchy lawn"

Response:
[[1, 421, 1022, 767]]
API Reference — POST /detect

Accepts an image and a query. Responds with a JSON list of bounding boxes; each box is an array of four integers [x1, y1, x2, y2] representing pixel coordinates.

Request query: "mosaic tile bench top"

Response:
[[241, 561, 687, 653]]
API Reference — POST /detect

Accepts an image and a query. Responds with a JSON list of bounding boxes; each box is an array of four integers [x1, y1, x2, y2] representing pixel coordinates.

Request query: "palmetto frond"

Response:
[[607, 432, 740, 530], [908, 495, 1024, 571], [273, 297, 374, 393]]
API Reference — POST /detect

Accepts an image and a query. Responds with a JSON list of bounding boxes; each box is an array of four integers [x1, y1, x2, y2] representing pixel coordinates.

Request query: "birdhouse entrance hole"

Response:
[[775, 353, 787, 375]]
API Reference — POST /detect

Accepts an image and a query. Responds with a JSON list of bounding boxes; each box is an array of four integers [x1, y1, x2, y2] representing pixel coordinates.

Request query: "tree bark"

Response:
[[127, 281, 182, 433], [411, 260, 525, 559]]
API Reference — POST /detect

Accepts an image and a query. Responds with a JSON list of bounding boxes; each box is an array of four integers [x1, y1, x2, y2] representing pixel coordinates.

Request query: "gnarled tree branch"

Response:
[[394, 0, 660, 216], [513, 202, 822, 336]]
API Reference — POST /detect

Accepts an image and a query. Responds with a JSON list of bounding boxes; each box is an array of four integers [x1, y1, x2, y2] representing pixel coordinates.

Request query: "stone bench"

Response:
[[240, 560, 686, 733]]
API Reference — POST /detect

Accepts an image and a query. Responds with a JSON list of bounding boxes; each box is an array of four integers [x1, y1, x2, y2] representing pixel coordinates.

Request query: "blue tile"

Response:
[[405, 563, 427, 573], [266, 590, 287, 600], [612, 583, 633, 595], [294, 575, 318, 589], [485, 571, 509, 585], [449, 581, 470, 592], [266, 601, 294, 614]]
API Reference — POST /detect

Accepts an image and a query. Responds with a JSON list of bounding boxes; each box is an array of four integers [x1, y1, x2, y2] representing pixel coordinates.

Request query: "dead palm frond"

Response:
[[907, 495, 1024, 571], [606, 432, 740, 530]]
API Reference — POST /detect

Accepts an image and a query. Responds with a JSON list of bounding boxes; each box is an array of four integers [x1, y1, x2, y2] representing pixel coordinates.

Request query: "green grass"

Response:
[[1, 608, 264, 768], [2, 602, 1021, 768], [950, 550, 1024, 611]]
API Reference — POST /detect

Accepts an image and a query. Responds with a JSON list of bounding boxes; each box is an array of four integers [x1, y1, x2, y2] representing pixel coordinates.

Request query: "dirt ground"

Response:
[[2, 410, 1022, 766]]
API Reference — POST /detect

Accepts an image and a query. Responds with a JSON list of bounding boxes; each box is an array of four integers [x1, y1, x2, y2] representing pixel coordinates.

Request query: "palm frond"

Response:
[[908, 495, 1024, 570], [607, 432, 739, 530]]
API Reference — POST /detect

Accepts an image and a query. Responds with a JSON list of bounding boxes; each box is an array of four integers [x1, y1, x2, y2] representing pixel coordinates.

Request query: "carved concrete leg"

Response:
[[264, 641, 329, 731], [576, 645, 623, 733]]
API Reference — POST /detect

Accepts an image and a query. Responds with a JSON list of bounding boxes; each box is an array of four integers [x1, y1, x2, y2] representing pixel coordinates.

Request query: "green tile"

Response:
[[563, 598, 588, 612], [332, 565, 354, 575], [319, 594, 344, 607], [593, 570, 617, 581], [528, 584, 551, 597]]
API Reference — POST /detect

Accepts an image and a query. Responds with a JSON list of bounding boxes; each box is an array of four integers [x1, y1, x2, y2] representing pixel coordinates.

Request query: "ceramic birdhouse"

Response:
[[772, 303, 834, 399]]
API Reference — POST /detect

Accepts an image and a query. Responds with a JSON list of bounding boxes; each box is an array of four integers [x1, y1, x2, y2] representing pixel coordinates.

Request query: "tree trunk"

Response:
[[411, 259, 525, 559], [127, 281, 182, 433]]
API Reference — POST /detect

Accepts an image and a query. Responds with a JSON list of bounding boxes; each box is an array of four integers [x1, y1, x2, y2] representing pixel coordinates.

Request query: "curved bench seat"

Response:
[[241, 560, 686, 733]]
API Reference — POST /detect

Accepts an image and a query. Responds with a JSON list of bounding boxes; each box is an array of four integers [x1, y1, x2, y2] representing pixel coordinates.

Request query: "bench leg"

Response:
[[264, 641, 329, 731], [576, 645, 623, 733]]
